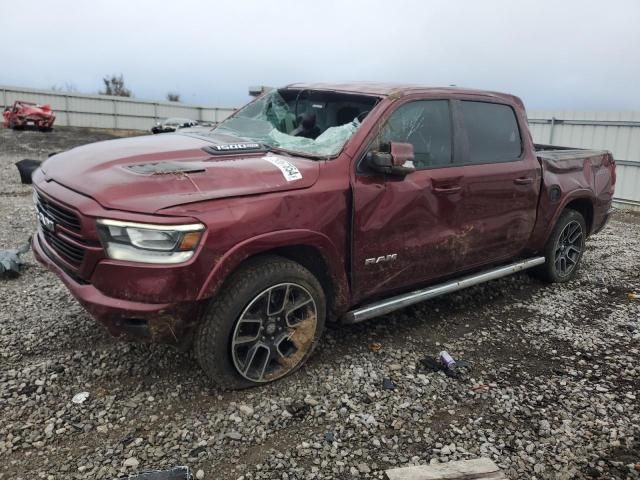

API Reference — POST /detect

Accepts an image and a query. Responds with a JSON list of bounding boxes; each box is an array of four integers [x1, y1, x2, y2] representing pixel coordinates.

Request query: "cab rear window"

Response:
[[459, 101, 522, 163]]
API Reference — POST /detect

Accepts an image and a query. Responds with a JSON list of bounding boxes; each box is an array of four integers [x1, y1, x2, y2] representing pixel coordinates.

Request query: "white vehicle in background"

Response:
[[151, 117, 198, 134]]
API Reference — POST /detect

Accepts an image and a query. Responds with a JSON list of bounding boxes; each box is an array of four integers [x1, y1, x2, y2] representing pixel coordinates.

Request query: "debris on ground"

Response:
[[386, 457, 505, 480], [420, 350, 470, 378], [382, 377, 396, 390], [438, 350, 457, 369], [471, 383, 492, 392], [285, 400, 310, 418], [368, 342, 383, 353], [127, 466, 193, 480], [14, 159, 42, 184], [71, 391, 90, 404], [0, 237, 31, 277], [627, 292, 639, 300], [124, 457, 140, 469]]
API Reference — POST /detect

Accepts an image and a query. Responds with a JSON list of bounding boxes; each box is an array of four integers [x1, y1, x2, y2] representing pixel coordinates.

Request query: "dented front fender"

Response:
[[196, 229, 350, 314]]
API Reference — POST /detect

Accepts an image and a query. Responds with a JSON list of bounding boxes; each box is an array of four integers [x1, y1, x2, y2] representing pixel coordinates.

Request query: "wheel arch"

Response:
[[531, 190, 595, 252], [197, 230, 350, 319], [564, 197, 594, 235]]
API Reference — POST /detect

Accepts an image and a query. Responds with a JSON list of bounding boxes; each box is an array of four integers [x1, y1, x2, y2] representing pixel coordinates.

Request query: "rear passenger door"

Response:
[[449, 99, 540, 270]]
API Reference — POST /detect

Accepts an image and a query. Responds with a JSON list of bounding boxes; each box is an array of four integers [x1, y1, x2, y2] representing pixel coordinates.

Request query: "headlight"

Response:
[[96, 219, 204, 264]]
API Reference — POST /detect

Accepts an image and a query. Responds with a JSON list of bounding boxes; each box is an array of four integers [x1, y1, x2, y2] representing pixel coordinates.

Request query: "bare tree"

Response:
[[166, 92, 181, 102], [100, 74, 132, 97], [51, 82, 78, 93]]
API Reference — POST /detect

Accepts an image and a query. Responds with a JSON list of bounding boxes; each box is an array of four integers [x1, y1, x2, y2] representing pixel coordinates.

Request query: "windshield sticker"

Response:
[[265, 157, 302, 182]]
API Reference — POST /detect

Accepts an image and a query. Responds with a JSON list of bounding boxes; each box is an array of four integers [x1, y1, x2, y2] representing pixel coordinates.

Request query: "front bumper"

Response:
[[33, 232, 199, 343]]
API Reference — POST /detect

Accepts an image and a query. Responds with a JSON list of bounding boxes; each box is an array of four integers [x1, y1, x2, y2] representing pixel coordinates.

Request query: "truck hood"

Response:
[[41, 133, 320, 213]]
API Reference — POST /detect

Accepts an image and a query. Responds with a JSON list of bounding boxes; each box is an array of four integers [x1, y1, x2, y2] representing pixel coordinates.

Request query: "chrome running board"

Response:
[[342, 256, 546, 324]]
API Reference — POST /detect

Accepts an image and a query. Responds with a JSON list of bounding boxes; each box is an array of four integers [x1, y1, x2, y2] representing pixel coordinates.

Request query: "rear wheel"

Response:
[[194, 256, 325, 389], [534, 209, 586, 283]]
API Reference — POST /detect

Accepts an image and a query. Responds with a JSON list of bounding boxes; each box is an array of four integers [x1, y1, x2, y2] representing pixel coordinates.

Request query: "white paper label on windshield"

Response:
[[265, 157, 302, 182]]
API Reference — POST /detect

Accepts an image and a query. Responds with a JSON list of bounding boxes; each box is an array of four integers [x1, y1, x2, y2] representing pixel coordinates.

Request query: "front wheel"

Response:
[[534, 209, 587, 283], [194, 256, 326, 389]]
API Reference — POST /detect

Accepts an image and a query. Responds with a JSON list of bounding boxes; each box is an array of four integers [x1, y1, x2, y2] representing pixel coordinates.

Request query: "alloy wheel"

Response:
[[231, 283, 317, 383], [554, 220, 583, 277]]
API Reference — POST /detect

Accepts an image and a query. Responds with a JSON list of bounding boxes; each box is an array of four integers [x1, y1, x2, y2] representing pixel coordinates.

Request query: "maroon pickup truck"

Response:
[[32, 83, 616, 388]]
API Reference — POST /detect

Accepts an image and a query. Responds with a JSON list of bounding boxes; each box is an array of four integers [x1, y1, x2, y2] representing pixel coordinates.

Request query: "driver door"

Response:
[[351, 98, 463, 303]]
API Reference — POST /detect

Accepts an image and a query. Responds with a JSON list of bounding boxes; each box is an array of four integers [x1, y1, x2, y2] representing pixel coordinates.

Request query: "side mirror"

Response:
[[367, 142, 416, 176]]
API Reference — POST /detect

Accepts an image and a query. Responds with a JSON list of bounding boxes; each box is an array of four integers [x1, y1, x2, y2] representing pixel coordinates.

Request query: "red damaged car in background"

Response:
[[3, 100, 56, 131]]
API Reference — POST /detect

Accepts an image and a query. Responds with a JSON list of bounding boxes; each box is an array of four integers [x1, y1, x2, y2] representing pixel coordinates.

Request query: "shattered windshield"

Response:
[[211, 89, 378, 158]]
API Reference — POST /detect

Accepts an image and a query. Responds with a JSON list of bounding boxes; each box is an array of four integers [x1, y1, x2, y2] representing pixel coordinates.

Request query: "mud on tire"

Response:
[[193, 255, 326, 389]]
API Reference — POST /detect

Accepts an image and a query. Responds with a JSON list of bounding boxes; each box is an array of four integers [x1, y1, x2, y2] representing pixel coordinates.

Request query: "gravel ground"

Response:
[[0, 128, 639, 480]]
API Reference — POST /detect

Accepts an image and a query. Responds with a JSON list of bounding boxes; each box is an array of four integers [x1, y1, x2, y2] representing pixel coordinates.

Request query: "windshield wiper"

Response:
[[265, 145, 326, 160]]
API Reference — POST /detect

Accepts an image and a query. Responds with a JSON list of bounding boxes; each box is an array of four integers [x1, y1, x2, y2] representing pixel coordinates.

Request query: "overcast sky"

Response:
[[1, 0, 638, 110]]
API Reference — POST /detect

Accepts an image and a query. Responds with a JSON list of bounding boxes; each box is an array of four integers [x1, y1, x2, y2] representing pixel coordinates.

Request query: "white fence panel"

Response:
[[156, 104, 200, 119], [528, 110, 640, 207], [0, 85, 236, 131], [614, 164, 640, 207]]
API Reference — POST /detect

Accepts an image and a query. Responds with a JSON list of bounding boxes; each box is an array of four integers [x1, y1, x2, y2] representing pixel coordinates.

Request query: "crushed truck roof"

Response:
[[285, 82, 521, 104]]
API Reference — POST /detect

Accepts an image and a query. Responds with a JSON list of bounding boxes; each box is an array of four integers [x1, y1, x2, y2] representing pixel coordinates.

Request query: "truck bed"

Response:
[[535, 144, 613, 173]]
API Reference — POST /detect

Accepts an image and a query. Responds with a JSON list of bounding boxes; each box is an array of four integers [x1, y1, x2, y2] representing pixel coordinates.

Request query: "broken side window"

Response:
[[379, 100, 452, 169]]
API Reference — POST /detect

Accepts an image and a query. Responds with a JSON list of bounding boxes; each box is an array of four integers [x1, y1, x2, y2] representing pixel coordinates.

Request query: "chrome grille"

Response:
[[35, 192, 81, 231], [41, 229, 85, 264]]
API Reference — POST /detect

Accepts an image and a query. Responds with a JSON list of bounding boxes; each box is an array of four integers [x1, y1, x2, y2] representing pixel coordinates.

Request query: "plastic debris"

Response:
[[15, 159, 42, 184], [286, 400, 310, 418], [0, 237, 31, 277], [420, 351, 470, 378], [368, 342, 383, 353], [471, 383, 491, 391], [127, 466, 193, 480], [71, 391, 90, 404], [627, 292, 638, 300], [382, 377, 396, 390], [438, 351, 457, 369]]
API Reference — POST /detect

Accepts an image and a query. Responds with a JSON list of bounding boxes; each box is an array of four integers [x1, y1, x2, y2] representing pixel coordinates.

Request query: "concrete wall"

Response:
[[0, 85, 236, 131]]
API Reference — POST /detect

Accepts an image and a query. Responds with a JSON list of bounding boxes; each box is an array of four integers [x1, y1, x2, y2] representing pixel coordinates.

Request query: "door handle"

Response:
[[433, 185, 461, 194], [514, 177, 533, 185]]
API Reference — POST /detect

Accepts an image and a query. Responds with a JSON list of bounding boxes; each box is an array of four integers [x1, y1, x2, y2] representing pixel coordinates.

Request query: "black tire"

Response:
[[194, 255, 326, 389], [534, 209, 587, 283]]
